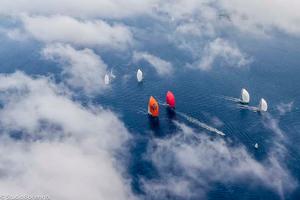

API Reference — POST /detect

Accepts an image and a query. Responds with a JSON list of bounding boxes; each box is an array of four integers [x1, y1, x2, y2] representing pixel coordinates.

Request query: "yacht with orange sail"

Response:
[[148, 96, 159, 117]]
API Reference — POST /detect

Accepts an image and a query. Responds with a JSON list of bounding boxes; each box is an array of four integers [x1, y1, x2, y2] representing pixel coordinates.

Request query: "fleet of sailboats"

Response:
[[103, 68, 269, 147]]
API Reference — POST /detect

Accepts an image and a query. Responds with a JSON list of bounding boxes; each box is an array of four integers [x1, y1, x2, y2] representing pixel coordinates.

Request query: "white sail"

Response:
[[254, 143, 259, 149], [258, 98, 268, 112], [240, 88, 250, 104], [104, 74, 110, 85], [137, 69, 143, 82]]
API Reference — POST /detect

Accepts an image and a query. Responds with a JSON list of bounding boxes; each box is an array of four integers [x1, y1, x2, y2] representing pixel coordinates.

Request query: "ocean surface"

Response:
[[0, 27, 300, 199]]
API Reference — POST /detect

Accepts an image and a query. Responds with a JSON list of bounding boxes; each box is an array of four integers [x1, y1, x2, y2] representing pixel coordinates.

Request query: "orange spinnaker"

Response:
[[148, 96, 159, 117]]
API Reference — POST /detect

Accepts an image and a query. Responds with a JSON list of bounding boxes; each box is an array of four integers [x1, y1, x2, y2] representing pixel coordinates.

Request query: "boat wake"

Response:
[[176, 111, 226, 136], [110, 69, 116, 79], [238, 104, 258, 112], [155, 98, 263, 138], [136, 108, 148, 115], [219, 95, 241, 103], [142, 99, 225, 136]]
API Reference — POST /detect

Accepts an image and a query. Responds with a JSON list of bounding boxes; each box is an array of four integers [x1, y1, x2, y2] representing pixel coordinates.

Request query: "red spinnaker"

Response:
[[166, 91, 176, 108]]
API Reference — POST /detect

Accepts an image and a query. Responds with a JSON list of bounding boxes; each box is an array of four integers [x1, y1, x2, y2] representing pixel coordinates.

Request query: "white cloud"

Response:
[[210, 116, 224, 127], [0, 0, 156, 19], [133, 51, 173, 76], [142, 177, 195, 199], [20, 15, 133, 49], [0, 72, 128, 149], [0, 72, 135, 200], [218, 0, 300, 36], [262, 113, 285, 138], [143, 122, 296, 199], [156, 0, 300, 37], [198, 38, 251, 70], [175, 23, 202, 36], [5, 28, 29, 41], [175, 22, 214, 37], [42, 43, 108, 95], [2, 0, 300, 38], [154, 0, 217, 22], [0, 138, 134, 200], [277, 102, 294, 116]]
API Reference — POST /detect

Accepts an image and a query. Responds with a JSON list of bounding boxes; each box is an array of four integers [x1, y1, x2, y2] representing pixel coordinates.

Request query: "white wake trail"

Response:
[[219, 95, 241, 103], [176, 111, 225, 136], [238, 104, 258, 112], [136, 108, 148, 115]]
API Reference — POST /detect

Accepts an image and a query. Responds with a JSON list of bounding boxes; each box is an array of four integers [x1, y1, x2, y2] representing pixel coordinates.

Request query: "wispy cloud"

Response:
[[218, 0, 300, 36], [262, 113, 285, 138], [197, 38, 251, 70], [133, 51, 173, 76], [175, 22, 215, 37], [155, 0, 300, 37], [276, 102, 294, 116]]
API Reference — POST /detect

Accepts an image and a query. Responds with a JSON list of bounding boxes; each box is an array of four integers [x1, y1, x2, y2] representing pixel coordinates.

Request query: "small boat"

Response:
[[258, 98, 268, 112], [166, 91, 176, 108], [104, 74, 110, 85], [137, 69, 143, 82], [254, 143, 259, 149], [240, 88, 250, 104], [148, 96, 159, 117]]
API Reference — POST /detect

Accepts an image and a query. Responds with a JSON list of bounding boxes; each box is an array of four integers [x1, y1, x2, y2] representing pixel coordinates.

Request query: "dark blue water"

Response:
[[0, 27, 300, 199]]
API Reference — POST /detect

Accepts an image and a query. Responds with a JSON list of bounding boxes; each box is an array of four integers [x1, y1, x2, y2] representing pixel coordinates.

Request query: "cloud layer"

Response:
[[0, 1, 299, 199], [218, 0, 300, 36], [2, 0, 300, 37], [143, 122, 296, 199], [0, 72, 134, 200], [0, 0, 155, 18]]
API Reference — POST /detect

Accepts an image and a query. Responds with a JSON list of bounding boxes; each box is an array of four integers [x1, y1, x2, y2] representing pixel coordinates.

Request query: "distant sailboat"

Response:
[[104, 74, 110, 85], [254, 143, 259, 149], [240, 88, 250, 104], [258, 98, 268, 112], [137, 69, 143, 82], [166, 91, 176, 108], [148, 96, 159, 117]]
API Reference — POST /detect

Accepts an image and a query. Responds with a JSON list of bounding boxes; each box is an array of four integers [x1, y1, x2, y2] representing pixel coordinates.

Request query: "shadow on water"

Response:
[[148, 115, 162, 136], [148, 112, 178, 138], [165, 107, 179, 134], [166, 107, 176, 119], [239, 106, 250, 118]]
